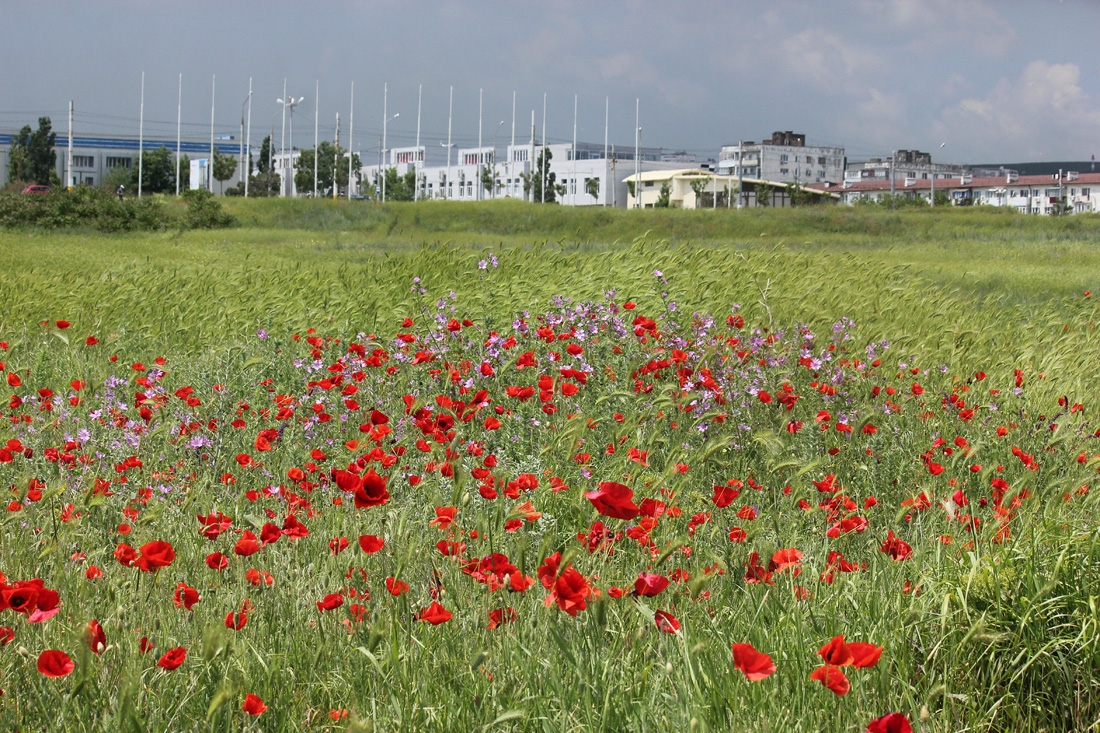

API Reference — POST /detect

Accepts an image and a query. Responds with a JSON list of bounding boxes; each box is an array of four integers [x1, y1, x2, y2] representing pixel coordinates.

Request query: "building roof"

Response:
[[624, 170, 839, 198], [824, 172, 1100, 194]]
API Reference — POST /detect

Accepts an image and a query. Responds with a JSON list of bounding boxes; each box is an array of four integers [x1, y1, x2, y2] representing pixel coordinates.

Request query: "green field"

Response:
[[1, 201, 1099, 731]]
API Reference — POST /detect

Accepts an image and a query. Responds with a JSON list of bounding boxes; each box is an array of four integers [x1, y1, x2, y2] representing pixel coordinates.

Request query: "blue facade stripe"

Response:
[[0, 133, 245, 155]]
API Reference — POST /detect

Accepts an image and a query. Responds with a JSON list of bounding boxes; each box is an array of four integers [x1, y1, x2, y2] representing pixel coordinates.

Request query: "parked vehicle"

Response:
[[21, 185, 50, 194]]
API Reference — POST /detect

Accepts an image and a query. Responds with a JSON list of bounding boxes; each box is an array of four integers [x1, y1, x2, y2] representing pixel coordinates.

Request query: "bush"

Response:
[[181, 188, 236, 229], [0, 186, 165, 232]]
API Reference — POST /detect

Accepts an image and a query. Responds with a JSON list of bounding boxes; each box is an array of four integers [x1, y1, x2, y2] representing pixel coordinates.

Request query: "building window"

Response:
[[106, 156, 131, 169], [780, 168, 789, 176], [780, 154, 789, 163], [644, 181, 655, 187], [1082, 188, 1091, 196], [73, 155, 94, 167]]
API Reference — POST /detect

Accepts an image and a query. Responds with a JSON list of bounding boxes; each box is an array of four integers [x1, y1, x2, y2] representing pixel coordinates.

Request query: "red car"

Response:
[[21, 185, 50, 194]]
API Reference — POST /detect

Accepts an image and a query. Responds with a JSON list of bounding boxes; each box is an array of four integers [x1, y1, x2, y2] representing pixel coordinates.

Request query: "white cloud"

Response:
[[940, 60, 1100, 158]]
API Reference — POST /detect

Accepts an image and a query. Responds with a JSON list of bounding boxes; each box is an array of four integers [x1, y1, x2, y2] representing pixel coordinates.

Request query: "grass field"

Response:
[[1, 201, 1099, 731]]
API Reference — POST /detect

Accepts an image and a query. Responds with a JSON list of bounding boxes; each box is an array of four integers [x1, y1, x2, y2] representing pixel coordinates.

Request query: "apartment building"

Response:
[[716, 131, 844, 186]]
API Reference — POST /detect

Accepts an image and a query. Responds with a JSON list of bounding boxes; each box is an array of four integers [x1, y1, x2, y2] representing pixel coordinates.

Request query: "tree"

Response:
[[525, 147, 556, 203], [257, 135, 274, 174], [480, 164, 494, 197], [585, 177, 600, 200], [655, 181, 671, 208], [249, 170, 281, 197], [131, 146, 176, 194], [7, 117, 57, 185], [689, 177, 709, 206], [212, 149, 238, 195], [294, 142, 362, 197], [381, 167, 417, 201]]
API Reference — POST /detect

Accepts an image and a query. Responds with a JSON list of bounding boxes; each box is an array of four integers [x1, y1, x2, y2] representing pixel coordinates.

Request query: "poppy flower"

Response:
[[354, 468, 390, 508], [114, 543, 138, 568], [0, 627, 13, 646], [317, 593, 345, 613], [488, 607, 518, 629], [37, 650, 74, 677], [817, 635, 855, 667], [553, 567, 590, 616], [85, 565, 103, 580], [137, 541, 175, 573], [654, 610, 681, 634], [225, 610, 248, 631], [173, 583, 200, 611], [584, 481, 640, 520], [730, 643, 777, 681], [633, 573, 670, 597], [848, 642, 883, 669], [205, 552, 229, 570], [157, 646, 187, 671], [866, 713, 912, 733], [358, 535, 385, 554], [235, 531, 262, 556], [880, 531, 913, 561], [84, 619, 106, 655], [418, 601, 452, 625], [810, 665, 850, 696], [242, 693, 267, 716], [385, 577, 409, 596]]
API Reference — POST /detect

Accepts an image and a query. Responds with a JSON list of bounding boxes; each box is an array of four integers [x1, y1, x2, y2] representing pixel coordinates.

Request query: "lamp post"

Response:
[[930, 141, 946, 208], [381, 112, 399, 202], [276, 94, 304, 196], [440, 141, 454, 200], [490, 120, 504, 199], [889, 150, 896, 210]]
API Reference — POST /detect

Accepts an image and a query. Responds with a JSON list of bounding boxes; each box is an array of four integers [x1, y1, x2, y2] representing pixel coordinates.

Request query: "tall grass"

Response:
[[0, 220, 1098, 731]]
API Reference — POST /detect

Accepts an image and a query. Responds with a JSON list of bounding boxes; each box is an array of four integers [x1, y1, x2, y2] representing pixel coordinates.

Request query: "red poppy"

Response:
[[205, 552, 229, 570], [173, 583, 200, 611], [317, 593, 345, 612], [235, 531, 262, 556], [418, 601, 452, 625], [245, 568, 274, 586], [654, 610, 681, 634], [37, 650, 74, 677], [157, 646, 187, 670], [633, 573, 670, 597], [354, 468, 390, 508], [114, 542, 139, 568], [880, 531, 913, 561], [137, 541, 175, 573], [139, 637, 153, 653], [584, 481, 640, 520], [358, 535, 385, 554], [385, 577, 409, 596], [553, 567, 590, 616], [225, 610, 248, 631], [0, 627, 13, 645], [488, 607, 518, 629], [866, 713, 912, 733], [242, 693, 267, 716], [769, 548, 803, 573], [712, 484, 740, 507], [731, 643, 777, 681], [84, 619, 106, 655], [848, 642, 883, 669], [810, 665, 850, 696], [817, 635, 855, 666], [85, 565, 103, 580]]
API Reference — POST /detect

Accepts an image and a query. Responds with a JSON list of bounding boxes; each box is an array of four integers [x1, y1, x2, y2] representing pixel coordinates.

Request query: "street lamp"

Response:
[[277, 95, 304, 196], [441, 141, 455, 200], [381, 112, 399, 202], [490, 120, 504, 199], [930, 141, 946, 208]]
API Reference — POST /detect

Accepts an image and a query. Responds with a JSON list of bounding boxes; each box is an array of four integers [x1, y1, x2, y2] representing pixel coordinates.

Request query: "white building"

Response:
[[351, 139, 684, 207], [716, 131, 844, 186], [820, 170, 1100, 214], [0, 130, 248, 191]]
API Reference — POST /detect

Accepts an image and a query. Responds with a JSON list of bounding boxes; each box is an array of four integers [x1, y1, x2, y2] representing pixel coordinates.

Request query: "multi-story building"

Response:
[[0, 131, 248, 191], [716, 131, 844, 186], [820, 170, 1100, 214], [844, 149, 968, 185]]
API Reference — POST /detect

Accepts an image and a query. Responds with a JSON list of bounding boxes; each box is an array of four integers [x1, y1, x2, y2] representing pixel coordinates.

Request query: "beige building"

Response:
[[624, 169, 839, 208]]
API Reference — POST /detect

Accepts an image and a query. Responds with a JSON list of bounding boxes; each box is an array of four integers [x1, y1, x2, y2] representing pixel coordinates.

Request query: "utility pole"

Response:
[[67, 100, 73, 190], [541, 93, 547, 204], [138, 71, 144, 198], [446, 85, 453, 201], [176, 73, 182, 195], [245, 77, 252, 198], [333, 112, 339, 200], [348, 81, 354, 200], [209, 74, 215, 194], [313, 79, 318, 198]]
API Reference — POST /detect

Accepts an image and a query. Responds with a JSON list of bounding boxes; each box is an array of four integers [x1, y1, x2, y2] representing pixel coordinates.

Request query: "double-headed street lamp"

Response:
[[276, 94, 304, 196]]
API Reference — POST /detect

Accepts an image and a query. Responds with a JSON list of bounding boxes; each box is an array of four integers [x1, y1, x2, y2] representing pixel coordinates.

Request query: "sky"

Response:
[[3, 0, 1099, 165]]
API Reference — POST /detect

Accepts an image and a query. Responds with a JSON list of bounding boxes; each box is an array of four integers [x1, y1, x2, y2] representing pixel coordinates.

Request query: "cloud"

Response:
[[940, 60, 1100, 158], [876, 0, 1016, 57]]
